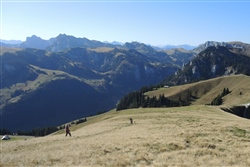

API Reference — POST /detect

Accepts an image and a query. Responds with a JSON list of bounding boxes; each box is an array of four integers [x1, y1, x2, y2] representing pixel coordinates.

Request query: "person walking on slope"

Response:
[[65, 124, 71, 137], [129, 118, 133, 124]]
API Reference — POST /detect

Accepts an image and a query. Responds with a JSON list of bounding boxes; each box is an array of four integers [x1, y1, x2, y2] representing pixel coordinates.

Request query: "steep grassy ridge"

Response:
[[146, 75, 250, 107], [1, 106, 250, 166], [0, 47, 22, 54]]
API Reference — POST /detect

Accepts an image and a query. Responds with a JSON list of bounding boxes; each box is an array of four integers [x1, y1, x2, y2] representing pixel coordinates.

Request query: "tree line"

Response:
[[210, 88, 231, 105], [0, 128, 12, 136], [116, 85, 232, 111], [116, 85, 183, 111], [0, 126, 58, 137]]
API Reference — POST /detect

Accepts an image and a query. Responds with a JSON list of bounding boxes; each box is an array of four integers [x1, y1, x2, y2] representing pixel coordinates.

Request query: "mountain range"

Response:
[[1, 34, 196, 51], [163, 44, 250, 85], [1, 34, 250, 131]]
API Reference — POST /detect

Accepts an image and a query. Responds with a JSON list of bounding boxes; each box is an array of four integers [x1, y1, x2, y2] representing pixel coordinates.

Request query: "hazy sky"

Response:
[[1, 0, 250, 45]]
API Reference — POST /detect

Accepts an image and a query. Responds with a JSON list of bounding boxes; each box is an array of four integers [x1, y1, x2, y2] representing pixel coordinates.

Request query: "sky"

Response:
[[1, 0, 250, 46]]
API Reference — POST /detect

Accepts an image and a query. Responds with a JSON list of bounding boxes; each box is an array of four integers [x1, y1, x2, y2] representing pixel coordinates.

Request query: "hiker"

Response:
[[129, 118, 133, 124], [65, 124, 71, 137]]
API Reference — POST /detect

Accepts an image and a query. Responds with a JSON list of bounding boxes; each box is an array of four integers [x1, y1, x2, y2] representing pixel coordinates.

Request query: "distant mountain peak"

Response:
[[20, 35, 50, 50], [193, 41, 250, 54], [123, 41, 154, 49], [56, 33, 74, 38], [58, 33, 67, 36], [123, 41, 156, 56], [103, 41, 124, 46], [26, 35, 43, 41], [164, 45, 250, 85], [0, 39, 23, 45], [153, 44, 197, 51]]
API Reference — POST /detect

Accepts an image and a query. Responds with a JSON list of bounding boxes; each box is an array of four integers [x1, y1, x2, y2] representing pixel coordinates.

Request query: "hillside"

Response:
[[146, 75, 250, 107], [0, 47, 23, 54], [1, 36, 250, 132], [0, 46, 178, 131], [1, 105, 250, 166], [193, 41, 250, 56], [164, 45, 250, 85]]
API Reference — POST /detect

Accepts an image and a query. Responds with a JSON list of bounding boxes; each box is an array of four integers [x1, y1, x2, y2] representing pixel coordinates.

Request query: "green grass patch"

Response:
[[230, 127, 247, 138], [144, 142, 184, 154], [185, 117, 200, 122]]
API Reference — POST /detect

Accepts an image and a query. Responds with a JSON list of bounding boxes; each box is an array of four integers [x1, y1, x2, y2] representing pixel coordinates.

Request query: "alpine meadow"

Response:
[[1, 34, 250, 167]]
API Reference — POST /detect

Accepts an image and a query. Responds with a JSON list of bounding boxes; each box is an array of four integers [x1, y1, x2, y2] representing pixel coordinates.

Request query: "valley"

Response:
[[1, 35, 250, 132]]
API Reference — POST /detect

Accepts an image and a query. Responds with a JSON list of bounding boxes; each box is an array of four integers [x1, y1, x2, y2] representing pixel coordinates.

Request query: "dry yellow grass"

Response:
[[1, 106, 250, 167], [146, 75, 250, 107], [0, 47, 22, 55], [87, 47, 114, 53]]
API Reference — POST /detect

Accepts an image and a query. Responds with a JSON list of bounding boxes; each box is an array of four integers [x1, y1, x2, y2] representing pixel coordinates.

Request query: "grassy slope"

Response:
[[1, 64, 103, 108], [146, 75, 250, 107], [87, 47, 114, 53], [0, 47, 23, 55], [1, 106, 250, 167], [1, 75, 250, 166]]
